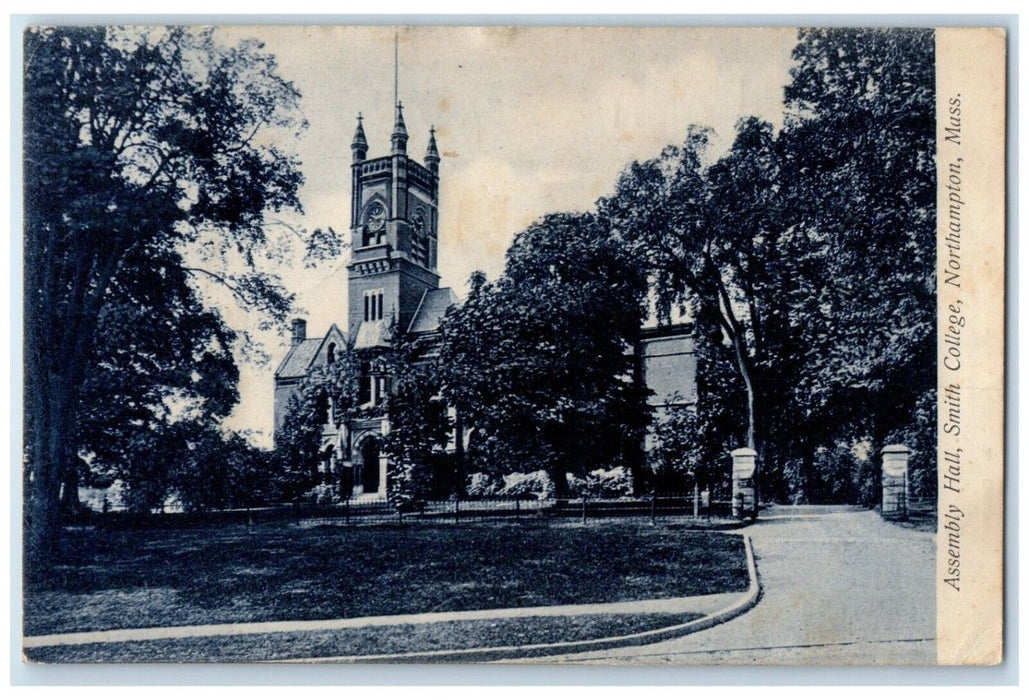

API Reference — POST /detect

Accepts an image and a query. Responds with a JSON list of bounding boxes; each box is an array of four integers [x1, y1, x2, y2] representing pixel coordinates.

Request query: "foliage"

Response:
[[599, 28, 935, 504], [600, 118, 792, 500], [23, 25, 306, 561], [171, 429, 279, 512], [466, 472, 502, 497], [274, 347, 362, 501], [780, 28, 937, 467], [380, 330, 452, 506], [75, 243, 241, 507], [580, 467, 634, 499], [497, 470, 555, 500], [303, 226, 347, 267], [886, 389, 937, 500], [439, 213, 651, 496]]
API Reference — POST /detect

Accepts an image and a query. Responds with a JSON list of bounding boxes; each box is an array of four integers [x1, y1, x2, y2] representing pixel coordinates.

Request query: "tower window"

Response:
[[363, 289, 385, 321]]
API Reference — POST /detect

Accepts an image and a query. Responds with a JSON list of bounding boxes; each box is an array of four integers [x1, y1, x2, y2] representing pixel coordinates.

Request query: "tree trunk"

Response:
[[551, 466, 569, 499], [60, 457, 81, 515], [25, 374, 76, 574]]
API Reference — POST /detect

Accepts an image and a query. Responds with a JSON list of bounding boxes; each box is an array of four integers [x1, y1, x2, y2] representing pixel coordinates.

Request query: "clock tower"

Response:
[[347, 103, 442, 346]]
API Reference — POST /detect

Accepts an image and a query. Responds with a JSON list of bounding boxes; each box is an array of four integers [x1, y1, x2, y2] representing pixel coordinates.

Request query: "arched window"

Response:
[[327, 343, 337, 366]]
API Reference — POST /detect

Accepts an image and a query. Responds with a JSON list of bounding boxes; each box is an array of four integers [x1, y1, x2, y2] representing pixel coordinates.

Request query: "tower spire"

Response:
[[425, 125, 440, 174], [351, 112, 368, 163], [391, 102, 408, 155]]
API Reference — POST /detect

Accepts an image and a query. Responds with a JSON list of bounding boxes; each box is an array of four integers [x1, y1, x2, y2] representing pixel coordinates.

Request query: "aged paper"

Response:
[[935, 27, 1006, 666], [20, 24, 1007, 667]]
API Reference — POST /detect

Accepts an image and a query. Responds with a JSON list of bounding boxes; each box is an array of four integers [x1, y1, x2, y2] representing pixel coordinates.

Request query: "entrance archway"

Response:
[[357, 436, 381, 495]]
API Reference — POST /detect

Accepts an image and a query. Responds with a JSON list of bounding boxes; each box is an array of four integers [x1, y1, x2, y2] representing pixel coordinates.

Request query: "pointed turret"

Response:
[[391, 101, 408, 155], [425, 125, 440, 174], [351, 113, 368, 163]]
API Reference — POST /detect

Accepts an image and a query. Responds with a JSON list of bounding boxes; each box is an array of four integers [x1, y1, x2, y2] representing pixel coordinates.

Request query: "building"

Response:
[[274, 102, 695, 498]]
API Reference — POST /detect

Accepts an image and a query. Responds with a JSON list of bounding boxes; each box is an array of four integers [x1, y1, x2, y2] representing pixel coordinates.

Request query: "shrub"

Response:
[[498, 470, 554, 499], [306, 483, 341, 505], [583, 467, 634, 498], [466, 472, 502, 497]]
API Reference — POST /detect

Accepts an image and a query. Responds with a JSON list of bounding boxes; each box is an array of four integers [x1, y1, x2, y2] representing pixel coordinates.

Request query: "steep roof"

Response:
[[274, 323, 347, 379], [274, 338, 323, 379], [353, 319, 391, 350], [408, 287, 459, 334]]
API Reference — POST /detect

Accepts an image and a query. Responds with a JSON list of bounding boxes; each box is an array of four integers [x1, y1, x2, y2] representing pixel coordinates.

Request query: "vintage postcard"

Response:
[[19, 24, 1005, 666]]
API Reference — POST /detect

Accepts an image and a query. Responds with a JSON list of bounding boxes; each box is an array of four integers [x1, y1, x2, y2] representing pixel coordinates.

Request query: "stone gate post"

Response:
[[881, 444, 910, 520], [730, 447, 758, 519], [379, 417, 391, 497]]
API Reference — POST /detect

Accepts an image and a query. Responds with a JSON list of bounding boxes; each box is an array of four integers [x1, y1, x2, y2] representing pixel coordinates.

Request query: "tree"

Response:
[[274, 347, 363, 501], [24, 26, 305, 562], [74, 241, 240, 510], [170, 427, 279, 512], [647, 303, 748, 494], [439, 213, 650, 495], [600, 120, 790, 497], [601, 28, 935, 504], [379, 330, 452, 505], [779, 28, 937, 470]]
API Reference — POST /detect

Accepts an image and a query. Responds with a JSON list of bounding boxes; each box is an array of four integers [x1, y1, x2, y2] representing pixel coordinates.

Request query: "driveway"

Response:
[[531, 506, 936, 665]]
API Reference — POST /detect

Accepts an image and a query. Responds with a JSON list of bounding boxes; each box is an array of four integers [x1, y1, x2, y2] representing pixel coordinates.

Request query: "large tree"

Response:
[[24, 26, 305, 562], [439, 213, 650, 495], [600, 121, 791, 497], [75, 241, 240, 507], [379, 330, 452, 504], [779, 28, 936, 464], [600, 28, 935, 503]]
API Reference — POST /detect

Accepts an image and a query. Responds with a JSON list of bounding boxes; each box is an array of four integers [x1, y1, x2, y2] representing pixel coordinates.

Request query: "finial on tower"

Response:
[[391, 101, 408, 155], [425, 125, 440, 174], [351, 112, 368, 163], [394, 29, 399, 110]]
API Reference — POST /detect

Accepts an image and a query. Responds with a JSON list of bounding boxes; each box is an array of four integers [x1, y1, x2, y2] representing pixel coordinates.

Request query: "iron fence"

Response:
[[70, 490, 745, 530], [295, 492, 738, 527]]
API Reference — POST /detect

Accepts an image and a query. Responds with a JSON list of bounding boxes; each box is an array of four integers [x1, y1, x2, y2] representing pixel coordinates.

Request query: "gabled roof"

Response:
[[353, 320, 391, 350], [274, 338, 322, 379], [274, 323, 347, 379], [408, 287, 459, 334]]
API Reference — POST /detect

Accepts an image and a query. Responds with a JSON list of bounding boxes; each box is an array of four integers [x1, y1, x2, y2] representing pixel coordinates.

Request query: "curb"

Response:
[[284, 533, 762, 664]]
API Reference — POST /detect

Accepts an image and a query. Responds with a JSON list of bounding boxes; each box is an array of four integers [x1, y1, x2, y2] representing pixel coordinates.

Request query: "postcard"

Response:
[[19, 24, 1005, 666]]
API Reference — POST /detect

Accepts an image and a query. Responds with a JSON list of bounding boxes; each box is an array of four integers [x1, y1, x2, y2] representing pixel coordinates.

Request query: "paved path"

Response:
[[527, 507, 936, 665], [24, 589, 742, 650]]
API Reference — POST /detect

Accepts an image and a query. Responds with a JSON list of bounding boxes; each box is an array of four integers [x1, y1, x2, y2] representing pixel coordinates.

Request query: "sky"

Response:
[[211, 26, 799, 443]]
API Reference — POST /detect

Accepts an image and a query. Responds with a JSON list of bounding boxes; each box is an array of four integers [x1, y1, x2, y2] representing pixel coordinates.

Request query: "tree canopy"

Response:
[[439, 213, 651, 495], [24, 26, 306, 563], [599, 28, 935, 502]]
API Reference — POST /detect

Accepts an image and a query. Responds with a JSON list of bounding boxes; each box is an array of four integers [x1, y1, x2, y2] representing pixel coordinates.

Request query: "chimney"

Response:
[[291, 318, 307, 346]]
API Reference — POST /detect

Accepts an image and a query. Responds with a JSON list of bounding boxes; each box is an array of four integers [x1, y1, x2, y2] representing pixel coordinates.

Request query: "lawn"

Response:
[[25, 612, 703, 663], [25, 520, 748, 638]]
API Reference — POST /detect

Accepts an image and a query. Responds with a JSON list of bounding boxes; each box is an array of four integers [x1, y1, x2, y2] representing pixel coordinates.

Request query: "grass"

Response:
[[25, 612, 703, 663], [25, 520, 748, 637]]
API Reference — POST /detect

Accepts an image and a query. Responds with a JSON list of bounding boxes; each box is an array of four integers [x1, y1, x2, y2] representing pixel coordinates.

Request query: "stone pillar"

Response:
[[881, 444, 910, 520], [730, 447, 758, 519], [378, 418, 391, 497]]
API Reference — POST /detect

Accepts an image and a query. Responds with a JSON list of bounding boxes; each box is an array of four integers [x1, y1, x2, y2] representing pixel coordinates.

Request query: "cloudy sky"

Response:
[[214, 25, 799, 442]]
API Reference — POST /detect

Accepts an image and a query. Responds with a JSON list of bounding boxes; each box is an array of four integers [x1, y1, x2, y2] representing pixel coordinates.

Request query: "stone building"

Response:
[[274, 102, 694, 498]]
